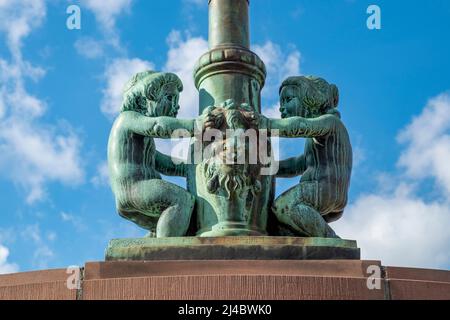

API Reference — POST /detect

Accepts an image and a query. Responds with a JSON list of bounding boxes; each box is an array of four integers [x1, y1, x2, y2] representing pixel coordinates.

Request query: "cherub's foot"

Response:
[[276, 203, 340, 239], [325, 226, 340, 239]]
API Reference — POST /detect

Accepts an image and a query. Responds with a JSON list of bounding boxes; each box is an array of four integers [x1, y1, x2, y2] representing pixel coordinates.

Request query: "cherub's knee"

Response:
[[324, 210, 343, 223], [116, 197, 129, 214], [273, 198, 290, 218], [117, 203, 134, 221], [116, 198, 138, 221]]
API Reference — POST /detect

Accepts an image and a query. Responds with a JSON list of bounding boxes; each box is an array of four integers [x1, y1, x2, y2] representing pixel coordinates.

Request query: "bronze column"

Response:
[[194, 0, 266, 113]]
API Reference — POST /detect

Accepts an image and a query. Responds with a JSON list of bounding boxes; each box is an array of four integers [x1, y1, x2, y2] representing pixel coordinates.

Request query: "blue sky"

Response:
[[0, 0, 449, 273]]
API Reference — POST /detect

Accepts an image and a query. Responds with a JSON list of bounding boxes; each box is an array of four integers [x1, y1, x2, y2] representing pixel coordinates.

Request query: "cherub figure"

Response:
[[265, 76, 353, 238], [108, 71, 202, 238]]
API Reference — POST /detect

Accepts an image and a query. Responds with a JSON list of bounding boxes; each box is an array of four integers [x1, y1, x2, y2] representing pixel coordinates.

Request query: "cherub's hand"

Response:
[[199, 106, 225, 131], [256, 112, 269, 129], [241, 110, 259, 127], [238, 109, 266, 129], [152, 122, 167, 137]]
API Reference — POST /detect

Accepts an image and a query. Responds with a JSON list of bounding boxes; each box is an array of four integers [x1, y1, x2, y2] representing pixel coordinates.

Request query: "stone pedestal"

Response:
[[1, 260, 449, 300], [105, 236, 360, 261]]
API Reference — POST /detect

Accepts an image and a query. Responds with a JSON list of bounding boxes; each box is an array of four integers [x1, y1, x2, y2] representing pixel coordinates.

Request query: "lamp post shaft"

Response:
[[208, 0, 250, 49], [194, 0, 266, 114]]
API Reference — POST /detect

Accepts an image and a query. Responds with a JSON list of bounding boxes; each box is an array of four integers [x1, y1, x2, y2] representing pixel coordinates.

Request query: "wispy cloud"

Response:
[[101, 58, 155, 117], [80, 0, 132, 51], [21, 224, 54, 269], [253, 42, 302, 162], [253, 41, 301, 105], [156, 31, 208, 158], [0, 244, 18, 275], [0, 0, 46, 59], [60, 212, 87, 232], [164, 30, 208, 119], [0, 0, 84, 203], [74, 37, 104, 59], [81, 0, 132, 30], [397, 93, 450, 197], [91, 161, 109, 187]]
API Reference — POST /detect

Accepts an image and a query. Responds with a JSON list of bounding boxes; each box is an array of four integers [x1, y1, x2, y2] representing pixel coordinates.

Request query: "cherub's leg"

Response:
[[281, 203, 338, 238], [116, 179, 195, 237], [324, 211, 343, 223], [273, 185, 338, 238], [117, 204, 159, 232]]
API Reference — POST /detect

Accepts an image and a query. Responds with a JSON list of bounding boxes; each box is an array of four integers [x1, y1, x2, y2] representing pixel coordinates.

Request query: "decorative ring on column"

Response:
[[194, 46, 267, 89]]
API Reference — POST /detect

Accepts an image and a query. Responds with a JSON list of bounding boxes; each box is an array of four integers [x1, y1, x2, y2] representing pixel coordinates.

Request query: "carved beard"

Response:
[[203, 156, 262, 199], [202, 104, 261, 198], [204, 157, 259, 199]]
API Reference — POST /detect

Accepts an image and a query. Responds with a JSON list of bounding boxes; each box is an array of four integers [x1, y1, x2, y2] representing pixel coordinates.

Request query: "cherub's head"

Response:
[[279, 76, 339, 119], [121, 71, 183, 117]]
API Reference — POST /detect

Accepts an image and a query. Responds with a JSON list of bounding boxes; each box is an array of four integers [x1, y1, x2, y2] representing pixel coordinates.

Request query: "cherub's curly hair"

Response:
[[279, 76, 339, 113], [120, 71, 183, 113]]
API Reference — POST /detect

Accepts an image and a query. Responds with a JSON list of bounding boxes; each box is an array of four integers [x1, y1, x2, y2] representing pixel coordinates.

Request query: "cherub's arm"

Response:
[[267, 114, 337, 138], [276, 155, 306, 178], [155, 151, 187, 177], [120, 111, 197, 138]]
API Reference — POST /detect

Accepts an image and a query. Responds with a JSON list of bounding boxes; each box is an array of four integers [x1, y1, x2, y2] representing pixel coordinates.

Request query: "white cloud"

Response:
[[99, 31, 204, 167], [253, 41, 301, 105], [0, 1, 85, 203], [98, 31, 208, 158], [82, 0, 132, 30], [0, 119, 84, 203], [101, 58, 155, 117], [154, 35, 300, 161], [0, 0, 46, 58], [152, 31, 209, 157], [334, 92, 450, 270], [164, 30, 208, 119], [255, 43, 301, 163], [99, 33, 299, 160], [397, 93, 450, 197], [0, 244, 18, 275], [335, 185, 450, 269], [81, 0, 132, 51], [263, 104, 281, 119], [74, 37, 104, 59]]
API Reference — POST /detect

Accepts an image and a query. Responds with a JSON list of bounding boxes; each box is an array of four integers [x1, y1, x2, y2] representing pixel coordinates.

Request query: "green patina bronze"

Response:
[[108, 71, 204, 238], [106, 0, 355, 260], [106, 236, 359, 261], [268, 76, 352, 238]]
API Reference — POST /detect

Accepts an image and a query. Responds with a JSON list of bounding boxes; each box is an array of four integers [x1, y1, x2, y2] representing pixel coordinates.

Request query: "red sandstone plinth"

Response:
[[0, 260, 449, 300]]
